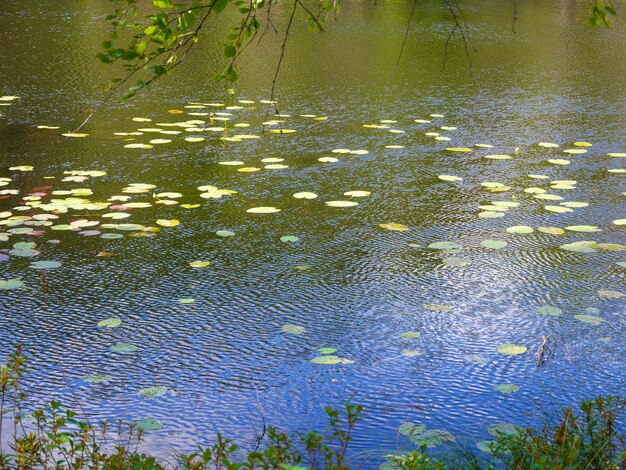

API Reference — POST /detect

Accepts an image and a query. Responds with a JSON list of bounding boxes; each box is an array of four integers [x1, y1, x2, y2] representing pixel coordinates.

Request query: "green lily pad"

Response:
[[280, 235, 299, 243], [494, 384, 520, 394], [477, 440, 496, 454], [189, 260, 210, 268], [135, 418, 162, 431], [325, 201, 358, 208], [29, 261, 61, 270], [506, 226, 533, 234], [400, 331, 421, 339], [97, 318, 121, 328], [311, 355, 343, 365], [402, 349, 423, 357], [316, 347, 337, 354], [480, 239, 507, 249], [398, 422, 426, 437], [488, 422, 519, 437], [216, 230, 235, 237], [178, 298, 195, 304], [438, 175, 462, 182], [497, 344, 527, 355], [537, 306, 562, 316], [380, 223, 408, 232], [560, 242, 596, 253], [0, 279, 24, 290], [282, 324, 305, 335], [423, 303, 454, 312], [409, 429, 456, 448], [247, 207, 281, 214], [574, 315, 604, 324], [109, 343, 138, 353], [428, 241, 460, 250], [138, 386, 168, 398], [83, 374, 112, 384], [565, 225, 601, 233], [597, 289, 624, 299]]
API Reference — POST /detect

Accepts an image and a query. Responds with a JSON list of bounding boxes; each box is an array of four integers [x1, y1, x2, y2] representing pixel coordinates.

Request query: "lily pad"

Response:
[[156, 219, 180, 227], [488, 422, 519, 437], [293, 192, 317, 199], [29, 261, 61, 270], [135, 418, 162, 431], [216, 230, 235, 237], [506, 226, 533, 234], [189, 260, 210, 268], [477, 440, 496, 454], [311, 355, 343, 365], [399, 422, 426, 437], [282, 324, 305, 335], [97, 318, 122, 328], [409, 429, 456, 448], [428, 241, 460, 250], [109, 343, 138, 353], [494, 384, 520, 394], [280, 235, 299, 243], [597, 289, 624, 299], [325, 201, 358, 208], [316, 348, 337, 354], [574, 315, 604, 324], [247, 207, 281, 214], [400, 331, 421, 339], [438, 175, 462, 182], [537, 306, 562, 316], [380, 223, 408, 232], [0, 279, 24, 290], [497, 344, 527, 355], [138, 386, 168, 398], [480, 239, 507, 249]]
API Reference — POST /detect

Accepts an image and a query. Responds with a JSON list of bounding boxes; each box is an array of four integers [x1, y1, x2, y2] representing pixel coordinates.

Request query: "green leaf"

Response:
[[224, 44, 236, 58], [213, 0, 229, 14], [153, 0, 174, 8]]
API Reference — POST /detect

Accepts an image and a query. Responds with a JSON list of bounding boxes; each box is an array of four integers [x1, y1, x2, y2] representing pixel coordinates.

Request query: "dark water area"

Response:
[[0, 0, 625, 465]]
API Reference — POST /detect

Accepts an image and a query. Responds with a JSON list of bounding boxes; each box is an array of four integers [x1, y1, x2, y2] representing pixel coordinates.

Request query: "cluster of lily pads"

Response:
[[3, 97, 625, 442]]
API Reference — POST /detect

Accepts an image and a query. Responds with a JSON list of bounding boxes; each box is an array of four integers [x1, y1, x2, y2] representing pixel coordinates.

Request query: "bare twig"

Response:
[[251, 384, 266, 451], [396, 0, 418, 68]]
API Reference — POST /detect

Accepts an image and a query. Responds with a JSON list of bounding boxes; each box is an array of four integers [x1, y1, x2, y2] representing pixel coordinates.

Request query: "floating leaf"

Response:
[[0, 279, 23, 290], [537, 306, 562, 316], [178, 298, 195, 304], [428, 241, 460, 250], [409, 429, 455, 448], [325, 201, 358, 208], [135, 418, 162, 431], [423, 303, 454, 312], [344, 190, 371, 197], [247, 207, 280, 214], [402, 349, 423, 357], [597, 289, 624, 299], [560, 242, 596, 253], [506, 226, 533, 234], [216, 230, 235, 237], [109, 343, 138, 353], [477, 440, 496, 454], [83, 374, 112, 384], [614, 219, 626, 226], [438, 175, 462, 182], [280, 235, 299, 243], [29, 261, 61, 270], [138, 386, 168, 398], [282, 325, 305, 335], [316, 348, 337, 355], [574, 315, 604, 324], [446, 147, 472, 152], [497, 344, 527, 355], [380, 223, 408, 232], [399, 422, 426, 437], [97, 318, 121, 328], [478, 211, 505, 218], [488, 423, 519, 437], [544, 205, 573, 214], [444, 257, 471, 267], [293, 192, 317, 199], [189, 260, 210, 268], [480, 239, 507, 249], [400, 331, 421, 339], [311, 355, 343, 365], [494, 384, 520, 394]]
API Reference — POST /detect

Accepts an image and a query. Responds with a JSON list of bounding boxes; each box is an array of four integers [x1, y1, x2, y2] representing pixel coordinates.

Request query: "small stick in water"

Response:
[[535, 335, 551, 367]]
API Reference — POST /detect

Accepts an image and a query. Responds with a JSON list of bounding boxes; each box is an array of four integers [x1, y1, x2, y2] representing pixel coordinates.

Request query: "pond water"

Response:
[[0, 0, 625, 465]]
